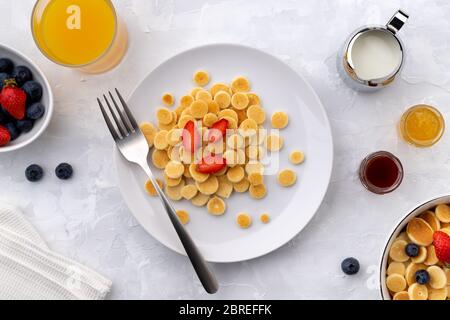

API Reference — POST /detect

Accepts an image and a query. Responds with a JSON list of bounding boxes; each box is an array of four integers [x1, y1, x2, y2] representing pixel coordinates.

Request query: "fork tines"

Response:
[[98, 89, 139, 141]]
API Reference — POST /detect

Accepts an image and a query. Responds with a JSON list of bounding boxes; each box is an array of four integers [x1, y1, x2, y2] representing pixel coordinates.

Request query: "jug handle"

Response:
[[386, 9, 409, 34]]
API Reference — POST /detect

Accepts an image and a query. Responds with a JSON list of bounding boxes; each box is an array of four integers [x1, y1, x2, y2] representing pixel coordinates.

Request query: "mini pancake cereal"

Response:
[[176, 210, 190, 225], [236, 212, 252, 229], [246, 105, 266, 124], [226, 166, 245, 183], [260, 213, 270, 224], [231, 76, 250, 93], [385, 203, 450, 300], [196, 176, 219, 195], [435, 204, 450, 223], [140, 122, 158, 148], [156, 107, 173, 125], [141, 70, 304, 228], [231, 92, 250, 110], [207, 196, 226, 216], [289, 150, 305, 165], [162, 92, 175, 106], [144, 178, 164, 196], [271, 111, 289, 129], [214, 91, 231, 109], [181, 184, 198, 200], [193, 70, 210, 87], [277, 169, 297, 187]]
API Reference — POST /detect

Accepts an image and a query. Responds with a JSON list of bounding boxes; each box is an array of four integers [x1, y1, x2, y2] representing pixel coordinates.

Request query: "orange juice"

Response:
[[32, 0, 128, 73], [399, 104, 445, 147]]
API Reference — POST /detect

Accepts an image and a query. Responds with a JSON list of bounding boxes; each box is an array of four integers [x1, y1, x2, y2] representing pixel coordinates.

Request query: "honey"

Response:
[[399, 104, 445, 147]]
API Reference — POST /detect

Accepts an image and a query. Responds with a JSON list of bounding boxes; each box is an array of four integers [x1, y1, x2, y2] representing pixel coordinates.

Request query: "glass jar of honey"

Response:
[[399, 104, 445, 147]]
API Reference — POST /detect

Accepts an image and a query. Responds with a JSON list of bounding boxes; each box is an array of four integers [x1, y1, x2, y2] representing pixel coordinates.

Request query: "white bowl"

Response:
[[0, 43, 53, 152], [379, 194, 450, 299]]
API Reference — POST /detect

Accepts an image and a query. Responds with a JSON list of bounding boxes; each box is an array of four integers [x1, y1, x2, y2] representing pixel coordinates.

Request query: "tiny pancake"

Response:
[[196, 175, 219, 195], [387, 262, 406, 276], [233, 178, 250, 193], [289, 150, 305, 165], [393, 291, 409, 300], [165, 179, 185, 201], [408, 283, 428, 300], [176, 210, 190, 225], [386, 274, 406, 293], [427, 266, 447, 289], [249, 184, 267, 199], [231, 76, 250, 93], [193, 70, 209, 87], [191, 193, 210, 207], [152, 149, 170, 169], [157, 107, 173, 125], [428, 287, 448, 300], [236, 212, 252, 228], [207, 196, 226, 216], [260, 213, 270, 224], [162, 92, 175, 106], [389, 240, 409, 262], [144, 179, 164, 196], [214, 91, 231, 109], [435, 204, 450, 223], [271, 111, 289, 129], [406, 218, 434, 246], [419, 210, 441, 231], [181, 184, 198, 200], [140, 122, 157, 147]]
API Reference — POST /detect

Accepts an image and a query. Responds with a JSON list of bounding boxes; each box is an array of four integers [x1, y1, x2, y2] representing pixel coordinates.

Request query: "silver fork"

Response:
[[97, 89, 218, 294]]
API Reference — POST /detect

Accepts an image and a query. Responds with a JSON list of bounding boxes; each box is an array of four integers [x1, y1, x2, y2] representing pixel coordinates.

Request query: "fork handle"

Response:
[[139, 162, 219, 294]]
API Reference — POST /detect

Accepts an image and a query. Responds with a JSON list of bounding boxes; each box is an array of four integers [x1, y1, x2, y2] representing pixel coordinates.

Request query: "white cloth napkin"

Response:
[[0, 204, 112, 300]]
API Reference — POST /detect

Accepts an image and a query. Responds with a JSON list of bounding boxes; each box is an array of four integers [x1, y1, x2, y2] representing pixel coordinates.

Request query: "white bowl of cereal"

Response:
[[380, 195, 450, 300]]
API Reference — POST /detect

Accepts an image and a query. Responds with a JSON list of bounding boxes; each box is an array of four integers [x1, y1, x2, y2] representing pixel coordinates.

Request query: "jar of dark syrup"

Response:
[[359, 151, 403, 194]]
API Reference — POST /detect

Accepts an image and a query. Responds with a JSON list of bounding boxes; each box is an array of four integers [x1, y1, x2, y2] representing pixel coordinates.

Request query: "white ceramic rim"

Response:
[[379, 193, 450, 300], [114, 43, 334, 263], [0, 43, 54, 153]]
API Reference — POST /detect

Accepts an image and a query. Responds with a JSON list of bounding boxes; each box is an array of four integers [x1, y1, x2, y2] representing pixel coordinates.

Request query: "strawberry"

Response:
[[197, 154, 227, 174], [208, 118, 228, 143], [182, 120, 200, 153], [0, 125, 11, 146], [433, 231, 450, 265], [0, 79, 26, 120]]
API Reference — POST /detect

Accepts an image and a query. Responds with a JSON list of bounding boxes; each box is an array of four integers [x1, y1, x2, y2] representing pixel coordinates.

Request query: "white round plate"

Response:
[[114, 44, 333, 263]]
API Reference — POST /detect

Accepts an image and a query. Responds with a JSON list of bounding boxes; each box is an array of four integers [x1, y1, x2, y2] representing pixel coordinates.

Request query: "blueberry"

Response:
[[405, 243, 419, 257], [25, 164, 44, 182], [0, 58, 13, 74], [16, 119, 34, 133], [5, 122, 20, 140], [415, 269, 430, 285], [26, 102, 45, 120], [341, 257, 360, 275], [0, 73, 10, 89], [0, 108, 11, 124], [22, 81, 42, 102], [11, 65, 32, 86], [55, 163, 73, 180]]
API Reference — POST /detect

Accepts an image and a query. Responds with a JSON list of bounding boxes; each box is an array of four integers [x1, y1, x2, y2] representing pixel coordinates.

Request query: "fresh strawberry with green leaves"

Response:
[[197, 154, 227, 174], [182, 120, 200, 153], [433, 231, 450, 266], [0, 125, 11, 146], [0, 79, 26, 120], [208, 118, 228, 143]]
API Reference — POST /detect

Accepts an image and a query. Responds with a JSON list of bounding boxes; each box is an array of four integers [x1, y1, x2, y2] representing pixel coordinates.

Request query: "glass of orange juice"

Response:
[[31, 0, 128, 74], [399, 104, 445, 147]]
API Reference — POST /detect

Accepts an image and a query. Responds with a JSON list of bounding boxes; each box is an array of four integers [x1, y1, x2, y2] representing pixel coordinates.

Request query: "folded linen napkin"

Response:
[[0, 204, 112, 300]]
